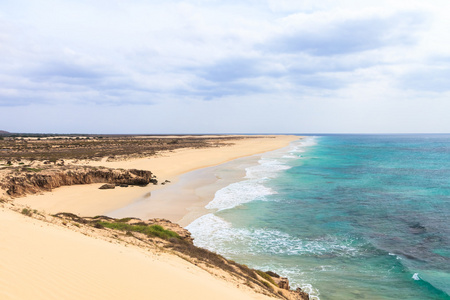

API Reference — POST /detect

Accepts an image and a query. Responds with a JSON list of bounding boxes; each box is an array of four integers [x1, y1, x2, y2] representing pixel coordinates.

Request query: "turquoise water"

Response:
[[187, 135, 450, 300]]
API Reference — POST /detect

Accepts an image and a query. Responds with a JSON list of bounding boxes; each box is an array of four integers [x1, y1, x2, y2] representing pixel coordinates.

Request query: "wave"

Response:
[[188, 136, 324, 298], [187, 214, 360, 257], [206, 136, 318, 212], [186, 212, 359, 300], [411, 270, 450, 298], [205, 180, 275, 211]]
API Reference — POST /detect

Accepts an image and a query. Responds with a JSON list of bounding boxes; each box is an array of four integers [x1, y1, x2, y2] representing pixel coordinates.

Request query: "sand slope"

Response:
[[0, 207, 273, 300]]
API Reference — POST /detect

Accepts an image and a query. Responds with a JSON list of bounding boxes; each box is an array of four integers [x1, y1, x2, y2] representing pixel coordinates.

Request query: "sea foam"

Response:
[[187, 137, 324, 297], [205, 180, 275, 211], [187, 214, 359, 257], [205, 137, 316, 211]]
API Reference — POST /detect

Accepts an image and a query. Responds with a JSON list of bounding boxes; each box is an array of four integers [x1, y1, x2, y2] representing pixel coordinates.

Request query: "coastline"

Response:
[[1, 134, 305, 300], [15, 135, 299, 219], [108, 152, 264, 226]]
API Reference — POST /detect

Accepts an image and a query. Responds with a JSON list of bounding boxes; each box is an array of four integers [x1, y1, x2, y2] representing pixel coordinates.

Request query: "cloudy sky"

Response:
[[1, 0, 449, 134]]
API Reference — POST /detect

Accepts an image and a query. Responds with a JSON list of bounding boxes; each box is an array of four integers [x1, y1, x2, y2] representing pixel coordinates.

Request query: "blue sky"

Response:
[[1, 0, 449, 134]]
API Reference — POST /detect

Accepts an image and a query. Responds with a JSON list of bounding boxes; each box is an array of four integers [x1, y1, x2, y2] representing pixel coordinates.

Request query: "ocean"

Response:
[[186, 135, 450, 300]]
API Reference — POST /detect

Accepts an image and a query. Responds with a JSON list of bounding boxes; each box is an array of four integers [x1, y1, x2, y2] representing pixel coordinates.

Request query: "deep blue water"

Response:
[[187, 135, 450, 300]]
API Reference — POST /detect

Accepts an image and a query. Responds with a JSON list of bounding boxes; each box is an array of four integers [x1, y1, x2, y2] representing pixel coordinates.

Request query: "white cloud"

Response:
[[0, 0, 449, 133]]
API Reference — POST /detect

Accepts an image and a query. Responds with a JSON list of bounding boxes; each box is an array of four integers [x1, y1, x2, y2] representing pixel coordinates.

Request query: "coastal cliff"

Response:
[[1, 166, 157, 197]]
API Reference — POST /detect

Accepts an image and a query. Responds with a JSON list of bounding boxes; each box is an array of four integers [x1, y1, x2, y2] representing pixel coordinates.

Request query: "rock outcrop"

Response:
[[275, 277, 290, 290], [99, 183, 116, 189], [2, 166, 157, 197]]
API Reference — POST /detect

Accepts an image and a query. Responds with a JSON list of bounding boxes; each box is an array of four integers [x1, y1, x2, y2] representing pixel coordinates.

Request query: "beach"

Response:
[[15, 135, 298, 219], [1, 134, 301, 300]]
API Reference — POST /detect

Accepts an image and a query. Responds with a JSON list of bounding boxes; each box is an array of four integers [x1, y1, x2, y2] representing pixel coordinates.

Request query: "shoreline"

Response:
[[108, 152, 263, 226], [1, 134, 308, 300], [15, 135, 299, 219]]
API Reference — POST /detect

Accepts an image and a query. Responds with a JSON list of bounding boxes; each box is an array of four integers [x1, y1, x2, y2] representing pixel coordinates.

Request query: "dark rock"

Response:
[[119, 184, 128, 187], [277, 277, 290, 290], [271, 274, 289, 290], [265, 271, 280, 278], [99, 183, 115, 189], [296, 288, 310, 300]]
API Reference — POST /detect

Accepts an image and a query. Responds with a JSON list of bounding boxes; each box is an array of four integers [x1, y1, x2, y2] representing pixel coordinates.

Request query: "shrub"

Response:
[[93, 222, 105, 229], [116, 217, 133, 223], [22, 167, 42, 172], [261, 280, 274, 291], [255, 270, 277, 286], [21, 208, 32, 216], [98, 221, 180, 240], [230, 262, 257, 280]]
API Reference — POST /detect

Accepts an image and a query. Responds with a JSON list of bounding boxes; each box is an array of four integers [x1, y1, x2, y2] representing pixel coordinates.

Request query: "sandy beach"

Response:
[[1, 135, 302, 300], [15, 135, 299, 218]]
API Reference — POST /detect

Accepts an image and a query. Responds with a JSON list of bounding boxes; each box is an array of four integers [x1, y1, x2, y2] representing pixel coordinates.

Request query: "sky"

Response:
[[1, 0, 450, 134]]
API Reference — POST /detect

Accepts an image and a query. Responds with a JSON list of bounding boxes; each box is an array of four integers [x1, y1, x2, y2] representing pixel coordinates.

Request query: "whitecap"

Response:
[[187, 214, 359, 257], [412, 273, 421, 281], [205, 180, 275, 211]]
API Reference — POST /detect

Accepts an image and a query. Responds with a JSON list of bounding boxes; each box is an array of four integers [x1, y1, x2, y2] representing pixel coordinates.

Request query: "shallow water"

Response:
[[187, 135, 450, 300]]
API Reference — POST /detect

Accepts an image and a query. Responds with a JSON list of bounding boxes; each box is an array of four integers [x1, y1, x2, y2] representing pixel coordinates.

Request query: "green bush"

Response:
[[21, 208, 32, 216], [255, 270, 277, 286], [22, 167, 42, 172], [98, 222, 180, 240], [261, 280, 274, 291]]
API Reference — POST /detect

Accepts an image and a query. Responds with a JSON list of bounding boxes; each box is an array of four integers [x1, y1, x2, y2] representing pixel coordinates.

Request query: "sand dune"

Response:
[[0, 207, 273, 300]]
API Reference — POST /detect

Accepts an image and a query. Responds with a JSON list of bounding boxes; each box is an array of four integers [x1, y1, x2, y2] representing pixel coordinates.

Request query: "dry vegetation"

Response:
[[0, 134, 243, 161]]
